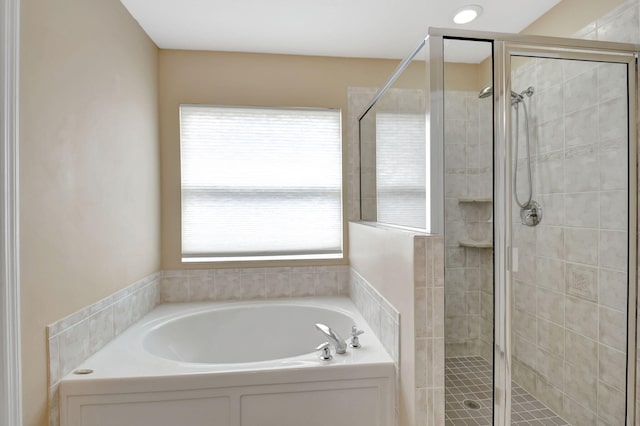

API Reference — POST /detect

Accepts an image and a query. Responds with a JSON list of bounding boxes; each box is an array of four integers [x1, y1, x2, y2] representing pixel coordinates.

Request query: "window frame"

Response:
[[178, 104, 345, 264]]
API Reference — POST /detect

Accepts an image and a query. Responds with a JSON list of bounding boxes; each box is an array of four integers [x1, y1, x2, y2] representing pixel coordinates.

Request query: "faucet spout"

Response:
[[315, 323, 347, 354]]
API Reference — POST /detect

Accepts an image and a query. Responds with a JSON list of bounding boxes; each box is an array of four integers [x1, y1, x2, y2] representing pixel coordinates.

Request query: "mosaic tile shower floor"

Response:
[[445, 356, 570, 426]]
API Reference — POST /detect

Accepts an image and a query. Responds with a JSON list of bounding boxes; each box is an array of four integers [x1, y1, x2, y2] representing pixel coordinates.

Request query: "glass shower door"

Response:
[[500, 47, 636, 425]]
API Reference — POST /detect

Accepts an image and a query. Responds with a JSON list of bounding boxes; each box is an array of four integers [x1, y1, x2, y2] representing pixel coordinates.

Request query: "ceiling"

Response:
[[120, 0, 562, 63]]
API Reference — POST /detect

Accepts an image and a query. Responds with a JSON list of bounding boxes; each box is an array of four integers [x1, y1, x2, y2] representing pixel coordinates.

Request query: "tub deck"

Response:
[[59, 297, 396, 426]]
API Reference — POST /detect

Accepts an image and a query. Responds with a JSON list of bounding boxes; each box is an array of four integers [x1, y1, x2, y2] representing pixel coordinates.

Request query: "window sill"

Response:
[[182, 253, 344, 263]]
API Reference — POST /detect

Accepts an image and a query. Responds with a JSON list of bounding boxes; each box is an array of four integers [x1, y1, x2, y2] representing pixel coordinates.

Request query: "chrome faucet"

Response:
[[315, 323, 347, 354]]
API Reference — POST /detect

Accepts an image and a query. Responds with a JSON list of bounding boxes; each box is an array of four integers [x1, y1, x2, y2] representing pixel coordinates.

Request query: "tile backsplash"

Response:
[[47, 272, 161, 426], [349, 268, 400, 364], [47, 265, 350, 426], [161, 265, 349, 302]]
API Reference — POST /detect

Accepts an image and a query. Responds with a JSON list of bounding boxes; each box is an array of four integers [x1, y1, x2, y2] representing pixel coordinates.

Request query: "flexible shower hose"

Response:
[[513, 99, 532, 209]]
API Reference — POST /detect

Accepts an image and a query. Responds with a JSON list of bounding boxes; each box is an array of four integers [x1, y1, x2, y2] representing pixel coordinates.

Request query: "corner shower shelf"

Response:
[[458, 239, 493, 249], [458, 198, 492, 203]]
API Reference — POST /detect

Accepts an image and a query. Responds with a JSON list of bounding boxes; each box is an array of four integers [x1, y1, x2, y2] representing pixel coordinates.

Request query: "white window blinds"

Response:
[[180, 105, 343, 261], [376, 112, 426, 229]]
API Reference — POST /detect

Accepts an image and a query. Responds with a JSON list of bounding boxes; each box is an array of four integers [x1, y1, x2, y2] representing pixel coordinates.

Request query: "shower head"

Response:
[[478, 85, 493, 99], [477, 85, 533, 101]]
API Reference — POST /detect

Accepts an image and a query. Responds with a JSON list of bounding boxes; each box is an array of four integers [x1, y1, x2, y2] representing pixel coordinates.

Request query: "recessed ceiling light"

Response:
[[453, 5, 483, 24]]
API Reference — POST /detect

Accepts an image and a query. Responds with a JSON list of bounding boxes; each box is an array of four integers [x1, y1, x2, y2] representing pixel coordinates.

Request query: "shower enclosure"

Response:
[[359, 28, 637, 425]]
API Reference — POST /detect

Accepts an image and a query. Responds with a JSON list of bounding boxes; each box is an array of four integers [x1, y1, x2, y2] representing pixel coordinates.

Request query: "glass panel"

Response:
[[442, 39, 495, 424], [359, 43, 429, 229], [509, 54, 630, 425]]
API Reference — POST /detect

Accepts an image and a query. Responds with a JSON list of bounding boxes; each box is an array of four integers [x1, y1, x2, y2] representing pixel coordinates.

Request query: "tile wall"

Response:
[[568, 4, 640, 422], [443, 90, 494, 361], [414, 234, 446, 426], [509, 53, 629, 425], [161, 265, 349, 302]]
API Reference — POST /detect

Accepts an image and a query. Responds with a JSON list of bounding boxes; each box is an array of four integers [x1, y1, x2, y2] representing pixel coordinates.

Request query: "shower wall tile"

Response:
[[599, 306, 627, 352], [513, 281, 536, 315], [565, 228, 599, 265], [600, 191, 627, 230], [598, 268, 627, 312], [563, 59, 598, 83], [599, 96, 628, 141], [598, 64, 628, 102], [598, 382, 626, 425], [599, 230, 627, 271], [444, 91, 493, 361], [564, 69, 598, 114], [565, 330, 598, 372], [565, 296, 598, 339], [564, 192, 599, 228], [509, 46, 633, 426], [599, 344, 627, 391], [535, 376, 564, 416], [562, 395, 597, 426], [564, 361, 598, 408], [497, 4, 640, 424], [537, 118, 565, 153], [565, 263, 597, 302], [535, 59, 563, 91], [596, 0, 640, 43], [513, 309, 536, 343], [565, 106, 598, 148], [564, 144, 600, 192], [536, 83, 565, 125], [535, 257, 565, 292], [537, 318, 564, 357], [535, 225, 564, 259], [599, 145, 627, 190], [536, 348, 564, 390]]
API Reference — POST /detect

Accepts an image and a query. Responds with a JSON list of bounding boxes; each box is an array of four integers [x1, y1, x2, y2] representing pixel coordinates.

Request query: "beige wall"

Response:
[[158, 50, 424, 270], [16, 1, 631, 426], [444, 63, 484, 91], [19, 0, 160, 425], [523, 0, 626, 37]]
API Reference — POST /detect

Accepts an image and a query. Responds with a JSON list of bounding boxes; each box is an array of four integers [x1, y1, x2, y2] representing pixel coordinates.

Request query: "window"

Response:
[[376, 112, 426, 229], [180, 105, 343, 262]]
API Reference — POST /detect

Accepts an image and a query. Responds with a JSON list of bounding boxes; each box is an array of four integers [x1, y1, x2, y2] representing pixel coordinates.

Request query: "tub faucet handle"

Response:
[[350, 325, 364, 348], [316, 342, 332, 361]]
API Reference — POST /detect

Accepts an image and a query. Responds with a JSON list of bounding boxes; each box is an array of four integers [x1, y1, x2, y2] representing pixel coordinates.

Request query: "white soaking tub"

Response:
[[59, 297, 395, 426]]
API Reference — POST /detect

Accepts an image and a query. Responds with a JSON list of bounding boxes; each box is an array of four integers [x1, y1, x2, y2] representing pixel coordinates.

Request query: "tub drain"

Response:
[[463, 399, 481, 410]]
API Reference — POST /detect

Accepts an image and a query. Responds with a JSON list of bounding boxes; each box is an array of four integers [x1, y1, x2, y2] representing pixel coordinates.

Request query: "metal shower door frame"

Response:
[[429, 27, 639, 426]]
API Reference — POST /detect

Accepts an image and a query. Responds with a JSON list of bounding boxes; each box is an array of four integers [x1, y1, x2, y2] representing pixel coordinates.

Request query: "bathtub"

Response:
[[59, 297, 395, 426]]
